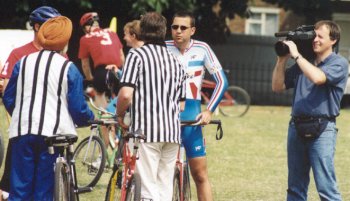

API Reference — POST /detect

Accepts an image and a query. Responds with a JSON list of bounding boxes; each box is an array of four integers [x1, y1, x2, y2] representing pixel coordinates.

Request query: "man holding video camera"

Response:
[[272, 20, 348, 201]]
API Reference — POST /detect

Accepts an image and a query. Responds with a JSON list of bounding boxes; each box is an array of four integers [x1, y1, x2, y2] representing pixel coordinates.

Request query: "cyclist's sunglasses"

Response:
[[171, 25, 191, 31]]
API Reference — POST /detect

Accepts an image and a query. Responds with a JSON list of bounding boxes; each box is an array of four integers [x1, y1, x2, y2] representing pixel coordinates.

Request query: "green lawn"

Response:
[[1, 102, 350, 200]]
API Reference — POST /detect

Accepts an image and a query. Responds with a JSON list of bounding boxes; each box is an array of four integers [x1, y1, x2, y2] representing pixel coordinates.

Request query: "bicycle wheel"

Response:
[[54, 161, 70, 201], [125, 173, 141, 201], [183, 165, 191, 201], [219, 86, 250, 117], [172, 168, 181, 201], [73, 135, 106, 188], [105, 167, 123, 201]]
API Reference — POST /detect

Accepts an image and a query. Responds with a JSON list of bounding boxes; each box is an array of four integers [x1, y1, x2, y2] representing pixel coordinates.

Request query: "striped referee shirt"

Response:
[[120, 43, 186, 143], [3, 50, 94, 139]]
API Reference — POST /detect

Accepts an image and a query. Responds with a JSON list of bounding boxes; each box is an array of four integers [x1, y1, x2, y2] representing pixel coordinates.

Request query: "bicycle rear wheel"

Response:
[[172, 168, 181, 201], [54, 161, 71, 201], [125, 173, 141, 201], [73, 135, 106, 188], [219, 86, 250, 117], [183, 165, 191, 201], [105, 167, 123, 201]]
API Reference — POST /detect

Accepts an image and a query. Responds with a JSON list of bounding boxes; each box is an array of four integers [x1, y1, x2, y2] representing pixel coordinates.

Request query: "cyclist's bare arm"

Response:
[[116, 86, 134, 129], [272, 56, 288, 93], [119, 49, 125, 67], [81, 58, 93, 80]]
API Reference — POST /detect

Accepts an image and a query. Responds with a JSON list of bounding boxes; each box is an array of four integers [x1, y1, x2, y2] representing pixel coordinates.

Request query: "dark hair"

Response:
[[140, 12, 167, 43], [172, 11, 195, 27], [315, 20, 341, 49]]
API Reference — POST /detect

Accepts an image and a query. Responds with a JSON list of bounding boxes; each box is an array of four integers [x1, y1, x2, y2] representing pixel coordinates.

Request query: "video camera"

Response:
[[274, 25, 316, 60]]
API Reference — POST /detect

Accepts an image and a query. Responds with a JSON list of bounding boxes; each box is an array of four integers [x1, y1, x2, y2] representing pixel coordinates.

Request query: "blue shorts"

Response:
[[180, 99, 206, 159], [181, 125, 206, 159]]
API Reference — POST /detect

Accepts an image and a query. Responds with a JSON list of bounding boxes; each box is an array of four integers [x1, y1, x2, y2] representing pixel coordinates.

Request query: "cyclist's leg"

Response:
[[93, 66, 109, 109], [33, 135, 58, 201], [182, 126, 212, 201], [9, 135, 37, 200], [157, 143, 179, 201]]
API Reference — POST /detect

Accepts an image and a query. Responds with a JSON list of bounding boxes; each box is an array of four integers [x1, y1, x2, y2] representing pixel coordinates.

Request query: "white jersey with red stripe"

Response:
[[166, 39, 228, 117]]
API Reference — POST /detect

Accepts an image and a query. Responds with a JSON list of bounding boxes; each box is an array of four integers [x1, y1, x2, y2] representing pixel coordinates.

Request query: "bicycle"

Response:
[[105, 128, 146, 201], [72, 94, 121, 189], [172, 120, 223, 201], [45, 134, 93, 201], [201, 79, 250, 117]]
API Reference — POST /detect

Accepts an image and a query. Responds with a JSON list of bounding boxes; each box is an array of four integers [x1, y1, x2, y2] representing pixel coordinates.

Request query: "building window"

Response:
[[245, 7, 280, 36]]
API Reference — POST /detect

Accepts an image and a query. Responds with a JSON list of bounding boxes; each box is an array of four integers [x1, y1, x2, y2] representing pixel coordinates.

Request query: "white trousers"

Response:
[[136, 142, 179, 201]]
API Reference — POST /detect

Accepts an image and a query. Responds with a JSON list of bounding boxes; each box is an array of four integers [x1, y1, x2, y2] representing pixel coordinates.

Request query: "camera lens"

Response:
[[274, 41, 289, 56]]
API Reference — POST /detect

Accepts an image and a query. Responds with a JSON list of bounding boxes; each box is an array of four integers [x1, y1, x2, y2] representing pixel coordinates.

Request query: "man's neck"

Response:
[[315, 49, 333, 65], [176, 40, 191, 54]]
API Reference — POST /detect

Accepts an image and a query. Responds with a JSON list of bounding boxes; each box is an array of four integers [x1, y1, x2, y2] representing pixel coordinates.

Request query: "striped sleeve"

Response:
[[120, 51, 141, 88], [207, 69, 228, 112]]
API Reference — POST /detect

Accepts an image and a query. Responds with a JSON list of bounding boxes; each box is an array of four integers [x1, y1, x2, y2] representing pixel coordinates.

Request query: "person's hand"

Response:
[[105, 64, 117, 71], [117, 116, 129, 130], [196, 110, 213, 125], [283, 40, 300, 59]]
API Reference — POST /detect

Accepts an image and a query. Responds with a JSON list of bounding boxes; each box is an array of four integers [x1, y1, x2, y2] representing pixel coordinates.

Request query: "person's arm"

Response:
[[116, 86, 134, 129], [119, 49, 125, 67], [272, 56, 289, 92], [67, 63, 95, 127], [3, 61, 21, 115], [2, 78, 9, 95], [284, 40, 326, 85], [81, 58, 93, 81]]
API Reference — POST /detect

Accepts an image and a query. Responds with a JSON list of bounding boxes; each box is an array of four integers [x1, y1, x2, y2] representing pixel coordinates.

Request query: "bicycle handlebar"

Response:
[[88, 119, 118, 125], [181, 120, 223, 140], [84, 93, 115, 116]]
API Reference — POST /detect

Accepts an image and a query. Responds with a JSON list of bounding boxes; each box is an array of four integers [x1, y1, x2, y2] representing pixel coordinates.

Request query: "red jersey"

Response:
[[0, 42, 39, 79], [78, 28, 123, 68]]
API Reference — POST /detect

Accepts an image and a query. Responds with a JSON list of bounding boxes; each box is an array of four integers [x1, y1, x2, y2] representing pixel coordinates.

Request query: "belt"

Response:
[[292, 116, 336, 122]]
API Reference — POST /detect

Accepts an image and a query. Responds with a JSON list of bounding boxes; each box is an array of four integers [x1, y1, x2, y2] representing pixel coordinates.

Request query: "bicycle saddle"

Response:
[[45, 134, 78, 147], [125, 129, 146, 140]]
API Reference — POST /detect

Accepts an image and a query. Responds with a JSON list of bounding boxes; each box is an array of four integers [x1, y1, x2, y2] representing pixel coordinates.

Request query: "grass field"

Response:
[[1, 101, 350, 200]]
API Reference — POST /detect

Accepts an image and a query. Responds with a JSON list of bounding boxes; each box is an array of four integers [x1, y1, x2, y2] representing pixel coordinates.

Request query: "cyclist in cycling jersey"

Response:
[[166, 11, 228, 201], [78, 12, 125, 109]]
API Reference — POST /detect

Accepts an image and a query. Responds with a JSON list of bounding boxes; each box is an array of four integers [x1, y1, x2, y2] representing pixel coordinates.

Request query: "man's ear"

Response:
[[34, 23, 41, 32], [191, 27, 196, 36]]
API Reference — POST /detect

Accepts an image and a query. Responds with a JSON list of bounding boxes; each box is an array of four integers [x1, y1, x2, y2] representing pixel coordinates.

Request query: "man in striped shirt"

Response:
[[3, 16, 94, 201], [166, 11, 228, 201], [117, 12, 186, 201]]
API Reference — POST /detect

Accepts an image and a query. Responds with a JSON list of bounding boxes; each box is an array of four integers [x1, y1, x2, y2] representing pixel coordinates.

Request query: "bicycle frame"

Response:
[[46, 134, 93, 201], [175, 145, 190, 201], [119, 134, 142, 200], [87, 94, 120, 169]]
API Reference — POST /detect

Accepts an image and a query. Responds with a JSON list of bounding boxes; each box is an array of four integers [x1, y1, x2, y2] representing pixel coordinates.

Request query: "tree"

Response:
[[262, 0, 333, 24]]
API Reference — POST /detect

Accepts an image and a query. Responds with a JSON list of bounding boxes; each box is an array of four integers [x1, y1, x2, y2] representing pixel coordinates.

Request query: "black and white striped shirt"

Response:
[[120, 43, 186, 143], [5, 50, 94, 138]]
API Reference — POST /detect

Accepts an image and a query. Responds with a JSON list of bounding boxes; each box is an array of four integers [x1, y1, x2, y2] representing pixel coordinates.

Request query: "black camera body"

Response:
[[274, 25, 316, 60]]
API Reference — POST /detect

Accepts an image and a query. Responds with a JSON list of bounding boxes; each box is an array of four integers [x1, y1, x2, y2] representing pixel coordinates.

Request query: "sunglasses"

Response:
[[171, 25, 190, 31]]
